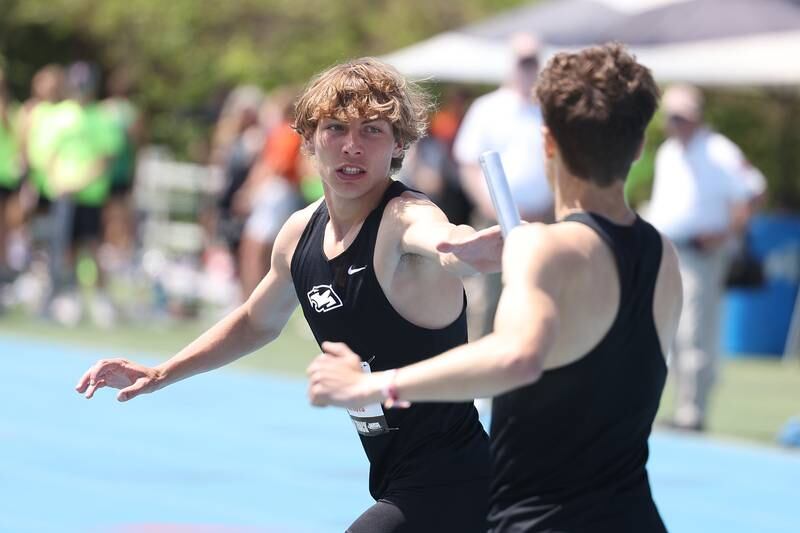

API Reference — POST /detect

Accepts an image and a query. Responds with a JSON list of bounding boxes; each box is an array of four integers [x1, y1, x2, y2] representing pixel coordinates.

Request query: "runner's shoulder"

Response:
[[280, 199, 323, 240], [385, 189, 437, 214], [273, 199, 324, 267], [505, 222, 593, 280]]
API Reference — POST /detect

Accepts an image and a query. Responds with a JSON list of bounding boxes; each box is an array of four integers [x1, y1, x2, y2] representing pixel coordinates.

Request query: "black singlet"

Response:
[[488, 212, 668, 533], [290, 180, 490, 501]]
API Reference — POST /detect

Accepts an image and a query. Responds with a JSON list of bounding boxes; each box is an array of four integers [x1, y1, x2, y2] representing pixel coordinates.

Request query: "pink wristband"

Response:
[[381, 369, 399, 403], [381, 369, 410, 408]]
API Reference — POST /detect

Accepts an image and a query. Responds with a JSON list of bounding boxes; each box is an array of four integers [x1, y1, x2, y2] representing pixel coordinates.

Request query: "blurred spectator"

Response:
[[454, 33, 552, 225], [43, 62, 125, 325], [234, 91, 303, 299], [401, 87, 472, 226], [453, 33, 552, 342], [214, 86, 264, 262], [0, 70, 20, 274], [430, 87, 467, 149], [18, 64, 66, 145], [0, 68, 22, 282], [21, 64, 66, 215], [646, 84, 766, 432], [209, 85, 264, 167], [101, 66, 145, 258]]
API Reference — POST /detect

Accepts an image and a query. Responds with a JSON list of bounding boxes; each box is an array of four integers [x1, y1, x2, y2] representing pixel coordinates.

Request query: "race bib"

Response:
[[346, 360, 390, 437]]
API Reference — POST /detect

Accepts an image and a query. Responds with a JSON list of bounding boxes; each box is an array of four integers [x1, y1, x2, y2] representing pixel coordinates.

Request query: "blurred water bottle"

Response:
[[777, 417, 800, 447]]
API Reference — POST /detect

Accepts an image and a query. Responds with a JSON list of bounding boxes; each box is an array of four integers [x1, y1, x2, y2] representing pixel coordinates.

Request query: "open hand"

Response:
[[75, 358, 161, 402], [438, 224, 504, 274]]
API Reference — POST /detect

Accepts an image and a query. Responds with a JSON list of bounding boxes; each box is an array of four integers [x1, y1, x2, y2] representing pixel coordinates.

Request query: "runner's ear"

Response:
[[392, 140, 403, 159], [302, 134, 315, 156], [542, 126, 557, 159]]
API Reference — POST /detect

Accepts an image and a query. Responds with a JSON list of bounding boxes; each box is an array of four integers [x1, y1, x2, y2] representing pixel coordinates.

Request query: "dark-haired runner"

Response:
[[309, 44, 682, 532]]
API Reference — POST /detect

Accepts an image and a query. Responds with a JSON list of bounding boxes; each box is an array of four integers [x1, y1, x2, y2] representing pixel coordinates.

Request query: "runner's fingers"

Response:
[[117, 378, 147, 402], [325, 346, 362, 373], [75, 368, 93, 392], [306, 355, 330, 376], [320, 341, 339, 355], [309, 383, 329, 407], [78, 359, 112, 393], [321, 341, 352, 358], [436, 240, 455, 253], [309, 371, 336, 390], [323, 343, 361, 367], [84, 379, 106, 399]]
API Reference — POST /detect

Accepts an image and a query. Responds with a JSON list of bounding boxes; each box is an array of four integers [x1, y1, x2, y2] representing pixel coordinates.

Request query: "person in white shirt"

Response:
[[453, 33, 553, 351], [647, 84, 766, 431], [454, 33, 552, 225]]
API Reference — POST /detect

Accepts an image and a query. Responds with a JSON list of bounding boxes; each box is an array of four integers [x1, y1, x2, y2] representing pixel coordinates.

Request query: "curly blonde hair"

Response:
[[293, 58, 432, 170]]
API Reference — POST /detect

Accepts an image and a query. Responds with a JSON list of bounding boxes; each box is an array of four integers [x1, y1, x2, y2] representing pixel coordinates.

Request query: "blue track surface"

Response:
[[1, 336, 798, 532]]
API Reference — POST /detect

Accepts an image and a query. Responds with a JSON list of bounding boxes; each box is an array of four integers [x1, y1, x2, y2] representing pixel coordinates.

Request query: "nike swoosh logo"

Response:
[[348, 265, 367, 275]]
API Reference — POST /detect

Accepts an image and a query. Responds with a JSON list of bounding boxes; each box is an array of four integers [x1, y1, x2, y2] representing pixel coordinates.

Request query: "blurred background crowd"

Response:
[[0, 59, 475, 326], [1, 0, 800, 444]]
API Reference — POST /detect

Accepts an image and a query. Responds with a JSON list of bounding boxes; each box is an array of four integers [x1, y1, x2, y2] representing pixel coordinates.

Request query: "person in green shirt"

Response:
[[44, 62, 124, 325], [20, 64, 66, 211], [101, 67, 144, 256], [0, 67, 22, 281]]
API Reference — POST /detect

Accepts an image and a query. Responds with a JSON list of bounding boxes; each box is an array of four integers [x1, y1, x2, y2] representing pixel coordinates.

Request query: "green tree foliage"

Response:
[[706, 90, 800, 210], [2, 0, 797, 207], [0, 0, 528, 156], [627, 89, 800, 211]]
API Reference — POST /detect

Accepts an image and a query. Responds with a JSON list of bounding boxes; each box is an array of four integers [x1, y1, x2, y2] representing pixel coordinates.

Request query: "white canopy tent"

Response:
[[381, 0, 800, 86], [633, 31, 800, 86], [384, 0, 800, 362], [381, 32, 510, 84], [382, 0, 684, 83]]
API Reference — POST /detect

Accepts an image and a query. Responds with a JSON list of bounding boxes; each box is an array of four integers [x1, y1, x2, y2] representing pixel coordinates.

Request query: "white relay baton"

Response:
[[479, 150, 521, 237]]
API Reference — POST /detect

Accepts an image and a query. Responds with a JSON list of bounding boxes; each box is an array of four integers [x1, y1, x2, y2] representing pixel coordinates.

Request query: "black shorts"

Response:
[[71, 205, 103, 244], [36, 194, 52, 215], [346, 478, 488, 533], [0, 183, 19, 200], [109, 179, 134, 197]]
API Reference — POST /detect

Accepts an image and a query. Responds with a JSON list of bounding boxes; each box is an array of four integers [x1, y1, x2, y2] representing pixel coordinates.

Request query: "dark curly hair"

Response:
[[536, 43, 660, 186]]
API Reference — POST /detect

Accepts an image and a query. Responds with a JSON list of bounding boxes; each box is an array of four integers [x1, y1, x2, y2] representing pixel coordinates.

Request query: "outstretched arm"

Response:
[[307, 224, 562, 408], [394, 194, 504, 276], [76, 208, 311, 401]]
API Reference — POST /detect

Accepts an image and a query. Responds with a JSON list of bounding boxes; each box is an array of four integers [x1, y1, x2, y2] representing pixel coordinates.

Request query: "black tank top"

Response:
[[290, 180, 490, 500], [488, 212, 668, 533]]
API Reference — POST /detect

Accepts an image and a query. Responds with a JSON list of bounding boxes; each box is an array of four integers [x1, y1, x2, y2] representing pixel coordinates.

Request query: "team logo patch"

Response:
[[307, 285, 343, 313]]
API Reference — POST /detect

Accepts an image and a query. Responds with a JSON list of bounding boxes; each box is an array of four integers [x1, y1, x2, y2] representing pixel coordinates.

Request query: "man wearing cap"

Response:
[[452, 33, 553, 421], [646, 84, 766, 432], [454, 32, 553, 343]]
